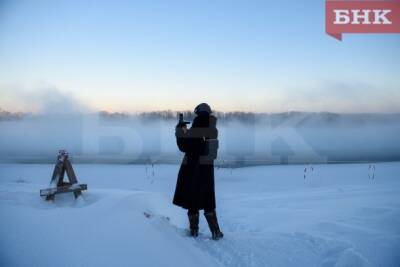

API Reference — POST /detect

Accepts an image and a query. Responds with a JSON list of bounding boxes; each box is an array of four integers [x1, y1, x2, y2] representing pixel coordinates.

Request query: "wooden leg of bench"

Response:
[[46, 194, 55, 201], [73, 190, 82, 199]]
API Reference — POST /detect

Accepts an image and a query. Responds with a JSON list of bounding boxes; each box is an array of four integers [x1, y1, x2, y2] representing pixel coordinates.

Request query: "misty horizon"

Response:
[[2, 107, 400, 118], [1, 109, 399, 165]]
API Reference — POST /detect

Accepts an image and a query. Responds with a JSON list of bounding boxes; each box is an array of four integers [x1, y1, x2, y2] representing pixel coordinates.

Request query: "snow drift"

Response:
[[0, 162, 399, 266]]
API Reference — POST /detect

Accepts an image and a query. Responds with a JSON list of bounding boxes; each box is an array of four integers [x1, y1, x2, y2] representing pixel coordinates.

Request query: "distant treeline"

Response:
[[99, 110, 258, 123], [99, 110, 400, 127], [1, 108, 400, 127], [0, 109, 25, 121]]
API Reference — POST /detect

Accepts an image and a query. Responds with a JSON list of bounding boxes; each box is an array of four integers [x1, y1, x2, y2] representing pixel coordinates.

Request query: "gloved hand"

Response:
[[175, 125, 188, 137]]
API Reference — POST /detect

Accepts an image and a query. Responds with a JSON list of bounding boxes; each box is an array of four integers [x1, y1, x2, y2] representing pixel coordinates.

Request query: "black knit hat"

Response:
[[194, 103, 212, 115]]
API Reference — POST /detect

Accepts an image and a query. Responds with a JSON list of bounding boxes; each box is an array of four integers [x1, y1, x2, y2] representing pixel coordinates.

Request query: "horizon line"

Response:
[[1, 107, 400, 116]]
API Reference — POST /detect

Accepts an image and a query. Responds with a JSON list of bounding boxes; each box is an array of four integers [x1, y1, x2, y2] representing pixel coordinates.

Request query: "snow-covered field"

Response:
[[0, 162, 399, 267]]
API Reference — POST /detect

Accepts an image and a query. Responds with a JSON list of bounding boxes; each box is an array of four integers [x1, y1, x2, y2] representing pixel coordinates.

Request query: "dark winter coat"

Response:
[[173, 114, 218, 211]]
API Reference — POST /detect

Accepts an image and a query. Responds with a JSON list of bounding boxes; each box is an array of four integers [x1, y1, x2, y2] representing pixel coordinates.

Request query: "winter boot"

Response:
[[204, 210, 224, 240], [188, 212, 199, 237]]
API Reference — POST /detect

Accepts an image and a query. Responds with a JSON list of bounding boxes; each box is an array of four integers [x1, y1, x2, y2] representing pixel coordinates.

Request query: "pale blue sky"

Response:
[[0, 0, 399, 113]]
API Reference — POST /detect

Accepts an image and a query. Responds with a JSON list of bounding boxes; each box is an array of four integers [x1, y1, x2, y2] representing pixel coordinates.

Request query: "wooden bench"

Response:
[[40, 150, 87, 201]]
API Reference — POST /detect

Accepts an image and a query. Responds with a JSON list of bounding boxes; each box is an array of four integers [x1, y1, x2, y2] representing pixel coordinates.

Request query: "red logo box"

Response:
[[326, 0, 400, 40]]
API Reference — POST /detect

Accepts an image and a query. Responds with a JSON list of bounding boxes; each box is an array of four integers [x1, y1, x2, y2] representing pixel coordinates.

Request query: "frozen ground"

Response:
[[0, 162, 399, 267]]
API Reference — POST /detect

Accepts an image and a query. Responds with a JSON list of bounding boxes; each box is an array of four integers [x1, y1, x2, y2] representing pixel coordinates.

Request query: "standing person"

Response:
[[173, 103, 223, 240]]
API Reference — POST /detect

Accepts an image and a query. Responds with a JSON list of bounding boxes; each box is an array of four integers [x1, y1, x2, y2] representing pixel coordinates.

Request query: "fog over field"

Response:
[[1, 109, 399, 165]]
